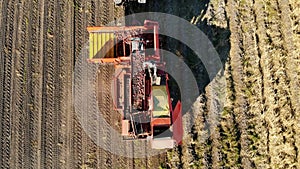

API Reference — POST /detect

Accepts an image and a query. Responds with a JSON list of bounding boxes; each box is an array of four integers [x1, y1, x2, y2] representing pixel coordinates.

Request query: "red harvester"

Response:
[[87, 20, 183, 149]]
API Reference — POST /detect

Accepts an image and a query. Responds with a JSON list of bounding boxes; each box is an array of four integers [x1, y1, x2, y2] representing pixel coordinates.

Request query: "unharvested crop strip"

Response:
[[263, 0, 297, 167], [254, 0, 290, 167], [289, 0, 300, 166], [221, 0, 244, 168], [252, 0, 275, 167], [237, 0, 272, 168], [238, 0, 267, 167], [278, 0, 300, 166]]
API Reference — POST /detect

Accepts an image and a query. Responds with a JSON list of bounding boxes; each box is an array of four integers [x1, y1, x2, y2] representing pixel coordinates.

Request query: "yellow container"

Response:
[[89, 32, 115, 59]]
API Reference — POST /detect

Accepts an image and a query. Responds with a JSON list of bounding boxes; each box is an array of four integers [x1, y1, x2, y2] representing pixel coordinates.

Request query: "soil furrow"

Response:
[[73, 0, 84, 167], [60, 1, 75, 168], [17, 1, 33, 168], [36, 0, 46, 168], [41, 0, 56, 167], [8, 0, 22, 168], [2, 0, 299, 168], [0, 1, 12, 168], [103, 65, 113, 169], [26, 0, 42, 168], [52, 0, 63, 168]]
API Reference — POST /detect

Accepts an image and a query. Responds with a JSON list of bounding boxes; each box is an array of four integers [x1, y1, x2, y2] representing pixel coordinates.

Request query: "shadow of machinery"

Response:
[[123, 0, 230, 113]]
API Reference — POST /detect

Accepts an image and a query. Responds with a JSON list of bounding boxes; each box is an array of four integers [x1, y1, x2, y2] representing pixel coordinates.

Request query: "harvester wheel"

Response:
[[114, 0, 123, 5], [138, 0, 146, 3]]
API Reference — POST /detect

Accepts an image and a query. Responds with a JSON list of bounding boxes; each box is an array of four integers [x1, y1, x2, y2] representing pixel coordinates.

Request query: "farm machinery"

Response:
[[87, 20, 183, 149], [114, 0, 146, 5]]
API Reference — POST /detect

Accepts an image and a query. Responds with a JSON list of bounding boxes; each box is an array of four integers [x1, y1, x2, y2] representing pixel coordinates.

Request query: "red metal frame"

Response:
[[172, 101, 183, 145], [88, 20, 183, 148]]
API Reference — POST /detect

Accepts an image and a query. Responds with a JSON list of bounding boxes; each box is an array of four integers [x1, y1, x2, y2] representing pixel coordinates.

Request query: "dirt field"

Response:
[[0, 0, 299, 169], [0, 0, 168, 168]]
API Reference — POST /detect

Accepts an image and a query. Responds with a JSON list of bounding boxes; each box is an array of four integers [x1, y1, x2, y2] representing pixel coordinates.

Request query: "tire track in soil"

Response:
[[24, 1, 33, 168], [37, 0, 46, 168], [88, 59, 99, 168], [73, 0, 84, 168], [129, 142, 135, 169], [84, 1, 99, 168], [10, 1, 27, 168], [4, 0, 18, 168], [40, 0, 58, 167], [18, 1, 35, 168], [74, 1, 125, 168], [96, 66, 105, 169], [60, 1, 74, 168], [86, 61, 98, 168], [108, 65, 117, 168], [95, 14, 133, 168], [81, 0, 93, 167], [100, 0, 111, 25], [26, 0, 43, 168], [53, 0, 64, 168], [102, 65, 113, 168], [94, 1, 105, 168], [106, 65, 122, 168], [0, 0, 6, 122], [80, 1, 97, 167], [0, 0, 10, 168], [97, 65, 108, 168], [144, 140, 149, 168], [23, 0, 44, 167]]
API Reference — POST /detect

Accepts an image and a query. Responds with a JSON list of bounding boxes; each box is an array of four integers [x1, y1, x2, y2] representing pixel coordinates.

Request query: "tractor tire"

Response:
[[138, 0, 146, 3], [114, 0, 123, 5]]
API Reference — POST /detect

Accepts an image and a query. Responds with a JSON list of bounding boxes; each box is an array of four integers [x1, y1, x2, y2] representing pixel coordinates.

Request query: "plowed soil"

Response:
[[1, 0, 299, 169]]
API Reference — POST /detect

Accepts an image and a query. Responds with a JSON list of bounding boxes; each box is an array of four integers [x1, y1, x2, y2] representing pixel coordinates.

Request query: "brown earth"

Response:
[[0, 0, 299, 169]]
